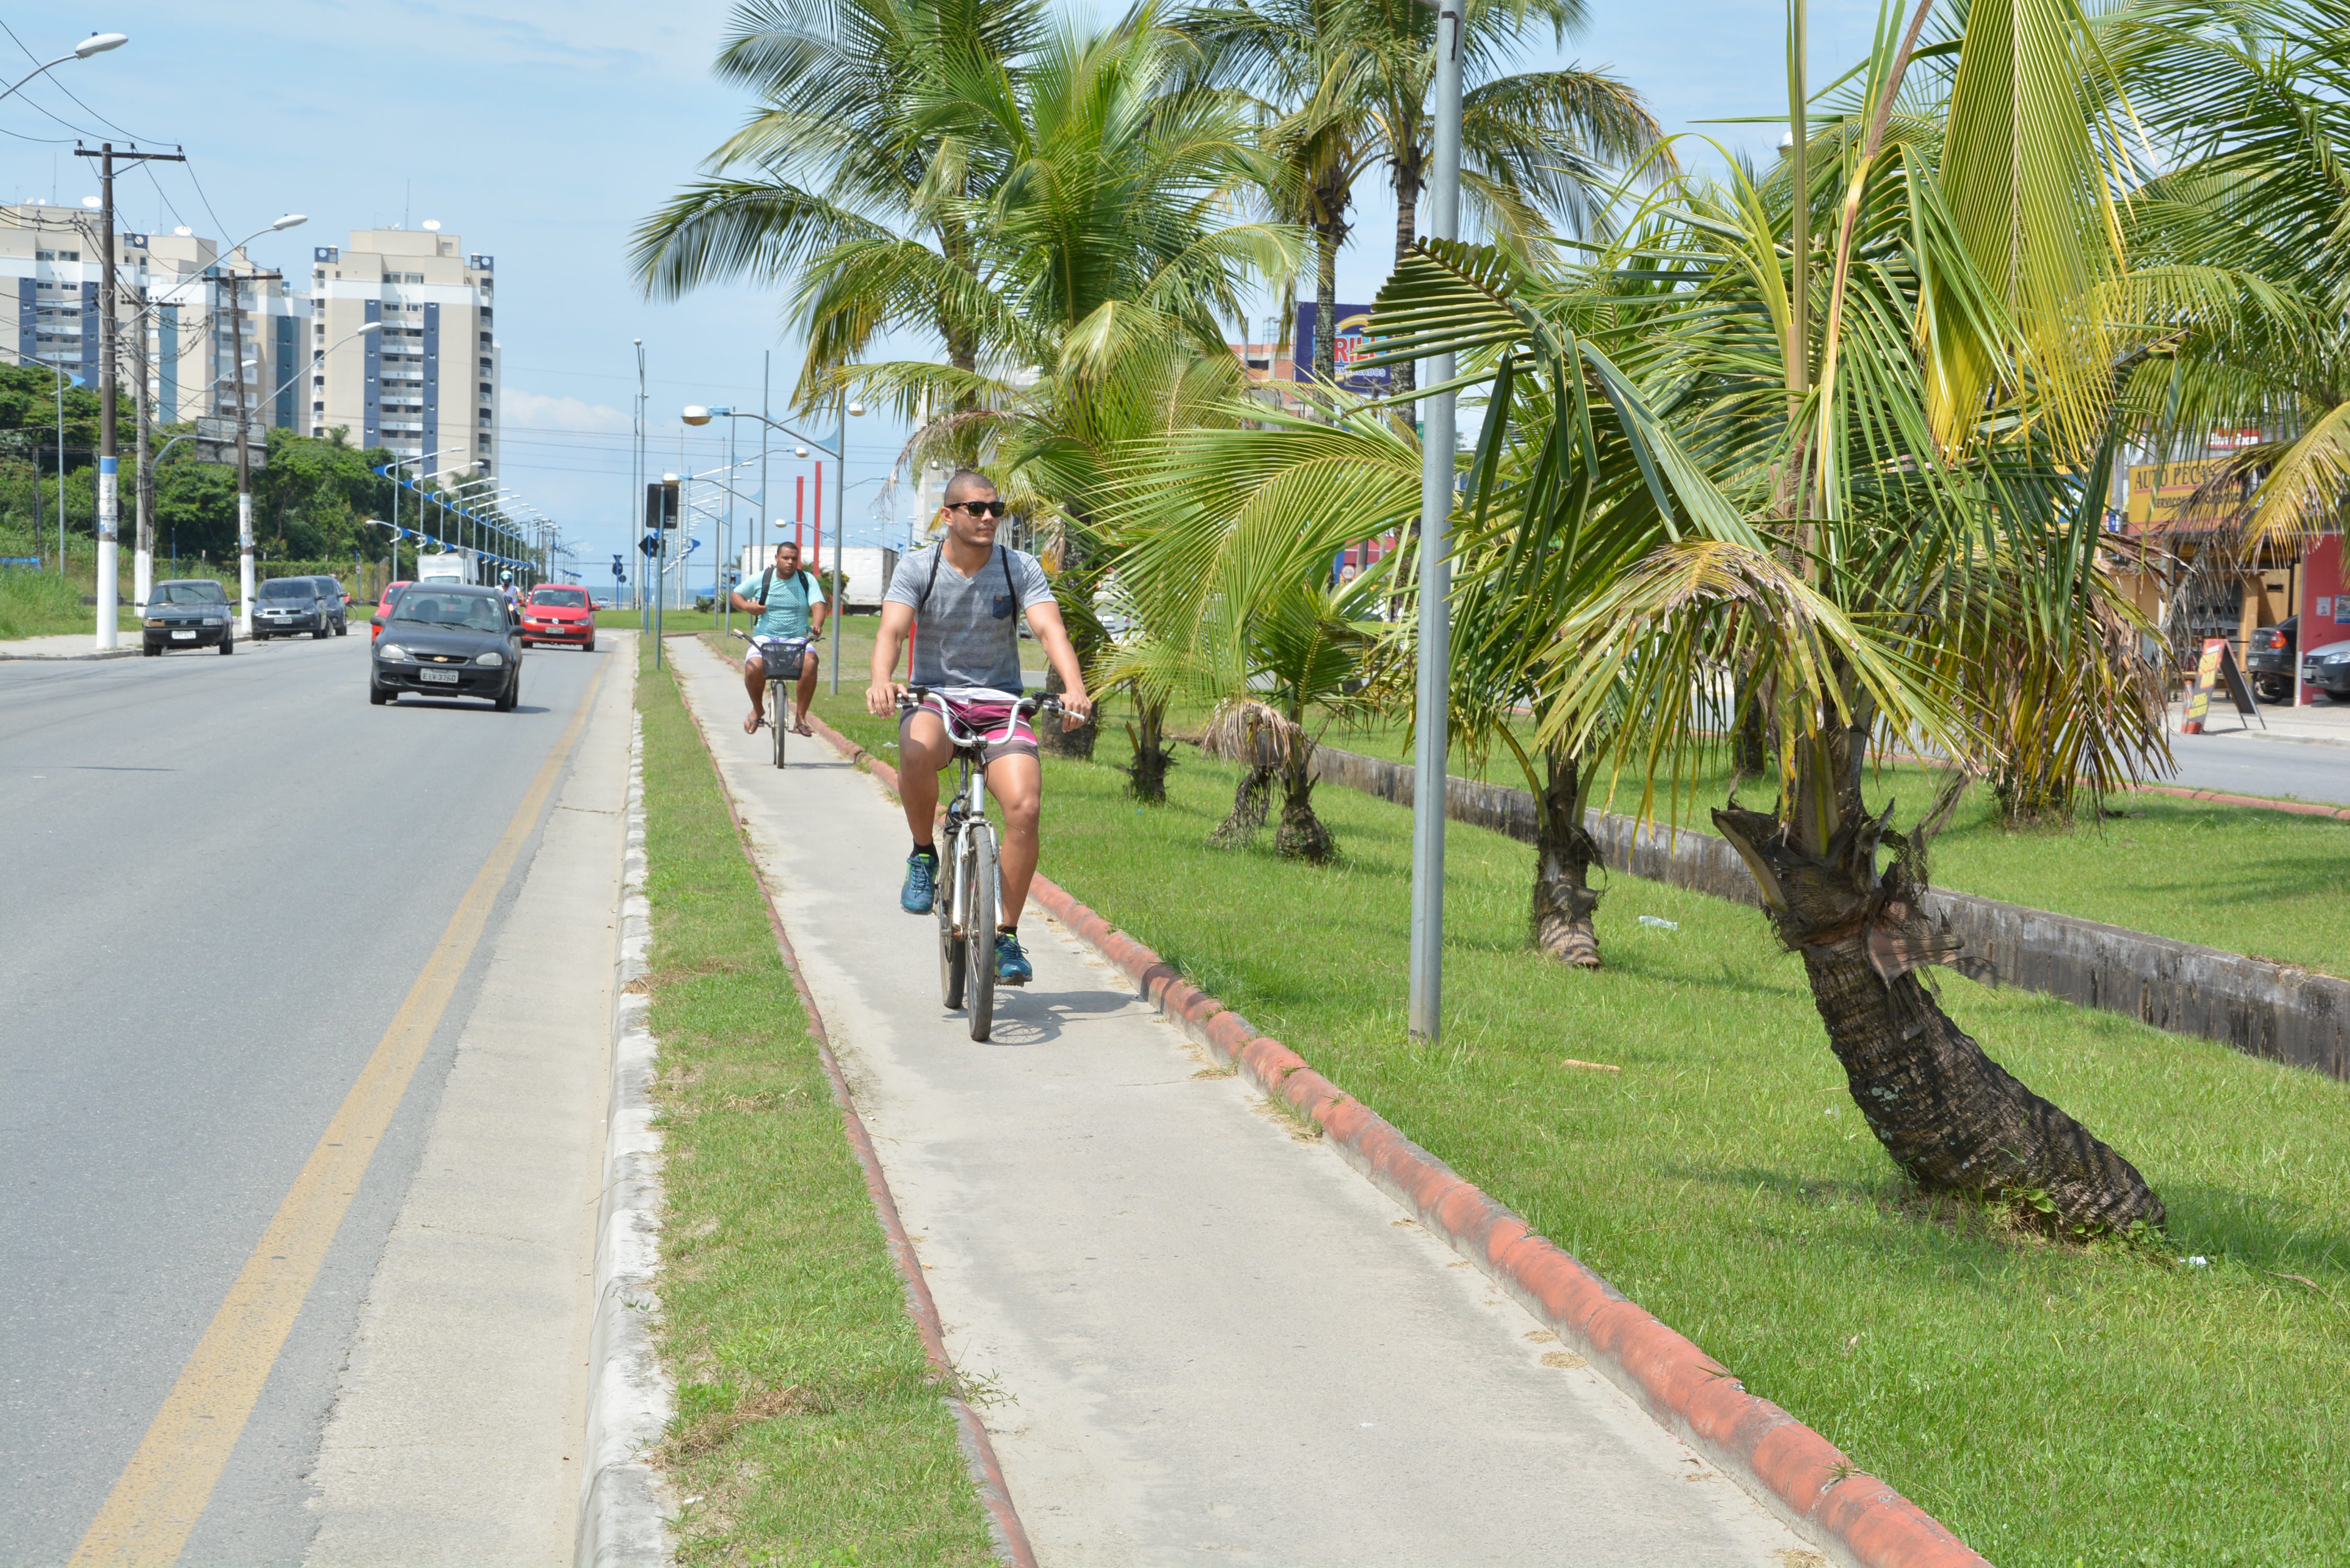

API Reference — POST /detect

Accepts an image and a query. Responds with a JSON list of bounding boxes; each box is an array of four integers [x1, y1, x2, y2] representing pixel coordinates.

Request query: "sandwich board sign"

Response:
[[2182, 637, 2262, 733]]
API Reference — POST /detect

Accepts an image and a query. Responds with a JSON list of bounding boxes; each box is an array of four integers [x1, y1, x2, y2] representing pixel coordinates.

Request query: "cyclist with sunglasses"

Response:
[[868, 469, 1093, 985]]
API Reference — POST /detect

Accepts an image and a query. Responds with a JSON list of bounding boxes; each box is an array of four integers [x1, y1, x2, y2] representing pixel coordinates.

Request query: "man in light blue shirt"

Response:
[[730, 540, 827, 735]]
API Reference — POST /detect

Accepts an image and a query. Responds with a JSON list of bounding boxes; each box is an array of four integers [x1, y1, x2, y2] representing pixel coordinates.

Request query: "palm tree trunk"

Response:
[[1314, 218, 1343, 385], [1273, 741, 1336, 862], [1123, 696, 1173, 803], [1712, 787, 2164, 1235], [1392, 153, 1422, 399], [1531, 745, 1602, 967], [1211, 766, 1274, 846]]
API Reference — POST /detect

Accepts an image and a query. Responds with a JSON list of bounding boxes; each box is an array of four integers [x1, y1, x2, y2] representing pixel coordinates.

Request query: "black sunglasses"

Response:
[[948, 499, 1007, 517]]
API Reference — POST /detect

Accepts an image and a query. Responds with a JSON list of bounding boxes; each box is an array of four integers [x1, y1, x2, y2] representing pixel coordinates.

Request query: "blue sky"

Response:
[[9, 0, 1882, 577]]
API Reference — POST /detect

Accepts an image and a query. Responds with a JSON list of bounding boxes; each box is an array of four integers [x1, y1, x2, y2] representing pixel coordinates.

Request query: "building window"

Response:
[[478, 382, 492, 396]]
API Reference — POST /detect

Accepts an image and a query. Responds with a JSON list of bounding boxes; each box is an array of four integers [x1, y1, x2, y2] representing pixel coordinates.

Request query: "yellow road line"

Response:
[[69, 660, 611, 1566]]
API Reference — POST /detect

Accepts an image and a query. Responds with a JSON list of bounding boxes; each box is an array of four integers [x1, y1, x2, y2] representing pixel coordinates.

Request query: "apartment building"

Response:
[[308, 226, 499, 479], [2, 203, 303, 431]]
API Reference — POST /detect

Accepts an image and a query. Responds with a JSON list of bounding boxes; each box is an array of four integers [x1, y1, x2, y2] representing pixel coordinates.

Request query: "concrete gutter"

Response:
[[1311, 746, 2350, 1083], [575, 712, 675, 1568], [800, 708, 1981, 1568]]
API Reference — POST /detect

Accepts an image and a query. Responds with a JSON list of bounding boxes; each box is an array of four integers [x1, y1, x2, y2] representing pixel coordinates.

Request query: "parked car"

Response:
[[371, 584, 523, 710], [2245, 616, 2298, 702], [253, 576, 335, 640], [371, 580, 412, 642], [141, 579, 234, 655], [2302, 635, 2350, 700], [520, 585, 596, 651], [304, 575, 352, 636]]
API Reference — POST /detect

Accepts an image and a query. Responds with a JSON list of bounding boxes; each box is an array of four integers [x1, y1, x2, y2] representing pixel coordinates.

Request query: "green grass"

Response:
[[637, 637, 996, 1567], [0, 567, 143, 640], [781, 683, 2350, 1566]]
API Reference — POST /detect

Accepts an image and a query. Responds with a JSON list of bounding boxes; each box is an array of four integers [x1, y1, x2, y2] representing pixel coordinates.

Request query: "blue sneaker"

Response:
[[901, 849, 938, 914], [994, 929, 1033, 986]]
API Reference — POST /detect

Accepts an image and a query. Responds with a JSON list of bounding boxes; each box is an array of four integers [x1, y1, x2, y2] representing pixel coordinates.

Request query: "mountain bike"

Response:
[[901, 686, 1057, 1042], [734, 631, 811, 768]]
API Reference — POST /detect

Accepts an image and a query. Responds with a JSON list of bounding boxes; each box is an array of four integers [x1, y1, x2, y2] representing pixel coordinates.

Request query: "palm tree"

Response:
[[629, 0, 1049, 410], [1179, 0, 1666, 392], [1222, 0, 2185, 1232]]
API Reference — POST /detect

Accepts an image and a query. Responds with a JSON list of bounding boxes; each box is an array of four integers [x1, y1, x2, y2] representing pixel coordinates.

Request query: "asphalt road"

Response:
[[0, 629, 612, 1566], [2160, 725, 2350, 806]]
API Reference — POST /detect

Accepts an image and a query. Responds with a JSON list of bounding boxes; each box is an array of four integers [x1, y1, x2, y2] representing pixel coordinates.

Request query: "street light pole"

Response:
[[1407, 0, 1464, 1043]]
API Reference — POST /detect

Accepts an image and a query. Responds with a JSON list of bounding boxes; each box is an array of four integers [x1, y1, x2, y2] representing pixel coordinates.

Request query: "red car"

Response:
[[521, 585, 596, 650], [370, 581, 411, 642]]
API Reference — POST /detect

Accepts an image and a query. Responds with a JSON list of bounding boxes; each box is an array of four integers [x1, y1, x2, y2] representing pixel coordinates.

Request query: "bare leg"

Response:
[[897, 709, 950, 846], [743, 655, 766, 734], [986, 752, 1043, 924], [794, 650, 820, 730]]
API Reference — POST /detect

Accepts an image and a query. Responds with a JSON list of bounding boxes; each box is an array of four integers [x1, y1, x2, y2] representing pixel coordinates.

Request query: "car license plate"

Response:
[[419, 668, 460, 684], [172, 630, 196, 640]]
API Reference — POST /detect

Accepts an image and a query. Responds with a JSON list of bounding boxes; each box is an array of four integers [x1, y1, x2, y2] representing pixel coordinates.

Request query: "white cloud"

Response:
[[501, 387, 631, 432]]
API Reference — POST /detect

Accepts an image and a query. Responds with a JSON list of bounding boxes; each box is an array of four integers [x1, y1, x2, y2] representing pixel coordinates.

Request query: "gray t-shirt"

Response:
[[885, 543, 1051, 694]]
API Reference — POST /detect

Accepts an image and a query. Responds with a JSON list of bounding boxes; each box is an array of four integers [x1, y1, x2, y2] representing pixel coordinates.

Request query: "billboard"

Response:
[[1293, 304, 1392, 396], [2124, 458, 2252, 535]]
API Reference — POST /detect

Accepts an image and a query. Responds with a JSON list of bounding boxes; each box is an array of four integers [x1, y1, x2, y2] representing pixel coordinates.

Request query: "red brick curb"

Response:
[[2132, 782, 2350, 821], [792, 696, 1986, 1568]]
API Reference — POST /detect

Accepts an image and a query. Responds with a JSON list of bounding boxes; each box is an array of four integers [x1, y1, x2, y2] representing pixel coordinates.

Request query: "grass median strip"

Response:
[[637, 639, 996, 1566], [784, 677, 2346, 1567]]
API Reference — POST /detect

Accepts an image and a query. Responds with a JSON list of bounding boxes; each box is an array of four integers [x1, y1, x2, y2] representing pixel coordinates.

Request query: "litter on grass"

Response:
[[1560, 1057, 1622, 1073], [1639, 915, 1679, 930]]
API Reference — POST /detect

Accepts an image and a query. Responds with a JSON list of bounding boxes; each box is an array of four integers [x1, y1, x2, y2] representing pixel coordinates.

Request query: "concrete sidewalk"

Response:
[[299, 642, 635, 1565], [666, 637, 1813, 1567], [2172, 693, 2350, 748]]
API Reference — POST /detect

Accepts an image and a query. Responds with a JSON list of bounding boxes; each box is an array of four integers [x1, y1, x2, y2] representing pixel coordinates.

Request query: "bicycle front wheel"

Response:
[[771, 679, 788, 768], [938, 825, 965, 1010], [965, 825, 999, 1042]]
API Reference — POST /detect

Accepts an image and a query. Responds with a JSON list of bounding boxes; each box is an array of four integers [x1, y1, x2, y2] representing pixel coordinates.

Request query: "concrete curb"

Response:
[[0, 647, 141, 661], [575, 710, 675, 1568], [676, 653, 1038, 1566], [793, 706, 1985, 1568], [1312, 745, 2350, 1082]]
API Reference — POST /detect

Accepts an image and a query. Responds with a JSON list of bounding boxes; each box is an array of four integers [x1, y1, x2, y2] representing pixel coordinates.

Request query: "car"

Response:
[[2301, 635, 2350, 700], [253, 575, 336, 640], [371, 584, 523, 710], [519, 584, 596, 651], [370, 580, 412, 642], [141, 579, 235, 655], [2247, 616, 2297, 702], [304, 575, 353, 636]]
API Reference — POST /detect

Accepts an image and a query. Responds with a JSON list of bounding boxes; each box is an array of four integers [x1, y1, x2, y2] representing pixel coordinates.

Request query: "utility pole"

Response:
[[224, 264, 282, 637], [1407, 0, 1464, 1042], [133, 284, 153, 607], [77, 141, 184, 647]]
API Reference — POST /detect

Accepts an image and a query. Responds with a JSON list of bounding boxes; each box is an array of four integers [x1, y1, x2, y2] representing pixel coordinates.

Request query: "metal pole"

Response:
[[719, 418, 733, 619], [134, 284, 152, 609], [829, 395, 845, 695], [635, 340, 647, 632], [755, 350, 770, 639], [1407, 0, 1464, 1043]]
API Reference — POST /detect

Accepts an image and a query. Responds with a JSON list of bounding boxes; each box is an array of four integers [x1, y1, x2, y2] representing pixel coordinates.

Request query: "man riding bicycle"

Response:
[[867, 469, 1092, 986], [732, 540, 827, 736]]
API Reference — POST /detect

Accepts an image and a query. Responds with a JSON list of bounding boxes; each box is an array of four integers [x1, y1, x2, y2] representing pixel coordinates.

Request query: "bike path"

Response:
[[667, 638, 1811, 1566]]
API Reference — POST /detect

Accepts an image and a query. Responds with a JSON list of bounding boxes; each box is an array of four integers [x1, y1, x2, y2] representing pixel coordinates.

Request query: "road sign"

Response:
[[639, 534, 662, 557], [611, 554, 625, 579], [643, 480, 680, 531]]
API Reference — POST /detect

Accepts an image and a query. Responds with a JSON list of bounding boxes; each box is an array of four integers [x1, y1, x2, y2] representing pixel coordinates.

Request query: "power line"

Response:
[[0, 18, 163, 144]]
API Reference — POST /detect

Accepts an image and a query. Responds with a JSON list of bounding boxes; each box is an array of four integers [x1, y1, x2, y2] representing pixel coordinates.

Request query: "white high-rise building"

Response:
[[308, 225, 499, 478]]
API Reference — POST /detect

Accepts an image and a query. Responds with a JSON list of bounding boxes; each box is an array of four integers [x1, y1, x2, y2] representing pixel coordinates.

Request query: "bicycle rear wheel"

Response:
[[938, 824, 965, 1009], [965, 825, 999, 1042]]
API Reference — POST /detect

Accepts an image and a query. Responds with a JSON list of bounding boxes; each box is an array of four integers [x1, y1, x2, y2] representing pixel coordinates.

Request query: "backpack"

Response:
[[914, 544, 1027, 672]]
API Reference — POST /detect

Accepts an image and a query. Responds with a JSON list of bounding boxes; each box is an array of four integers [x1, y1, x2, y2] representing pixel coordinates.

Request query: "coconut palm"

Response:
[[1196, 0, 2194, 1233], [629, 0, 1051, 410], [1179, 0, 1666, 392]]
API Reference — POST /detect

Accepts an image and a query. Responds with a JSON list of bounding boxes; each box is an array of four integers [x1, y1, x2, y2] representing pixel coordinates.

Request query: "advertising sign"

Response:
[[1293, 304, 1392, 396], [2124, 458, 2249, 535], [2182, 636, 2260, 734]]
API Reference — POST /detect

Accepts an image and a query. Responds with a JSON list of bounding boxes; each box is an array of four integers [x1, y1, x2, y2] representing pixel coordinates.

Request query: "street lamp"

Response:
[[220, 213, 307, 635], [0, 33, 127, 109], [683, 399, 864, 690]]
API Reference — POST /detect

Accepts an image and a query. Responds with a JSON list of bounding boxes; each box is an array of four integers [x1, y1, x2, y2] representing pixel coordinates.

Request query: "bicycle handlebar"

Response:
[[896, 686, 1059, 747]]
